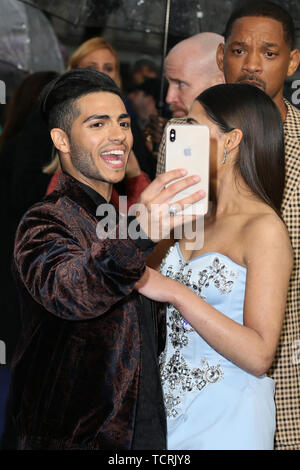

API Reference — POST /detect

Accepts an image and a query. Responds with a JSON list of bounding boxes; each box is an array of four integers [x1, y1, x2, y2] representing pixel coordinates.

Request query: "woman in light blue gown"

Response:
[[136, 84, 293, 450]]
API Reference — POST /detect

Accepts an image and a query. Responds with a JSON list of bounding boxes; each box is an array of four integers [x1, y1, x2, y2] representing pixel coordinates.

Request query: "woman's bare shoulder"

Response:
[[242, 211, 293, 267]]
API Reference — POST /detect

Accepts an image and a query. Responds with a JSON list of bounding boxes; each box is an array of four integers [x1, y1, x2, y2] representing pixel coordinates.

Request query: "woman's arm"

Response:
[[136, 216, 293, 376]]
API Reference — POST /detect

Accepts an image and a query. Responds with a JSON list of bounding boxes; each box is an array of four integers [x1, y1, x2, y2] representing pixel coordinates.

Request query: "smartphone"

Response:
[[165, 123, 209, 215]]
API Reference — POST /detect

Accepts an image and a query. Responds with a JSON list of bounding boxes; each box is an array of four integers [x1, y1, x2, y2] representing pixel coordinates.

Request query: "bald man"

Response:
[[155, 32, 224, 174]]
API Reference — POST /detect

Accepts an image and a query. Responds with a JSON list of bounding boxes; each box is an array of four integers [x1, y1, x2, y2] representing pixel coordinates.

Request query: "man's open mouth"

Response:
[[100, 149, 126, 169]]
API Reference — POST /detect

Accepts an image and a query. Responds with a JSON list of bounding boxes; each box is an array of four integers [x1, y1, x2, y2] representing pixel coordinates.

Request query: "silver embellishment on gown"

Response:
[[159, 248, 239, 419], [160, 352, 224, 418]]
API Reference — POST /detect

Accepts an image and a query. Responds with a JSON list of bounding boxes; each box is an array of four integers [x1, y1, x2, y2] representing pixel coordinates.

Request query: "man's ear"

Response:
[[287, 49, 300, 77], [216, 43, 225, 73], [215, 70, 225, 85], [225, 128, 243, 154], [50, 128, 70, 155]]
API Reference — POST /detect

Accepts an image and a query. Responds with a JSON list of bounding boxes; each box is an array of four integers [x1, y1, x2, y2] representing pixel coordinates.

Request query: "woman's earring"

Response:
[[222, 149, 227, 164]]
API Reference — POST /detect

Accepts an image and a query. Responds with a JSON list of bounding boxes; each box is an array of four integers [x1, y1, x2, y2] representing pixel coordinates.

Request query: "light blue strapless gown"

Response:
[[159, 243, 276, 450]]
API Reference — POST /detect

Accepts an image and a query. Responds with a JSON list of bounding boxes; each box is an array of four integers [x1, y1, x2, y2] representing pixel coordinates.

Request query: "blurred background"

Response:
[[1, 0, 300, 99]]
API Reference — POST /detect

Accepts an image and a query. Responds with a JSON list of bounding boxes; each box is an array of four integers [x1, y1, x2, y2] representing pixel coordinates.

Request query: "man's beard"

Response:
[[170, 103, 188, 117], [235, 74, 266, 92], [70, 140, 107, 183]]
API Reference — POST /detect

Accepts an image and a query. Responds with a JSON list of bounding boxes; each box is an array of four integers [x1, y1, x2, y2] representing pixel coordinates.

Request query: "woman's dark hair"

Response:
[[0, 71, 58, 149], [40, 67, 122, 136], [196, 83, 285, 215], [224, 1, 295, 49]]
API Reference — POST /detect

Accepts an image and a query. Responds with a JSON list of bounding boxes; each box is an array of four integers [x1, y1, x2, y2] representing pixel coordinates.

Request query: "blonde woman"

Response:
[[67, 36, 121, 87]]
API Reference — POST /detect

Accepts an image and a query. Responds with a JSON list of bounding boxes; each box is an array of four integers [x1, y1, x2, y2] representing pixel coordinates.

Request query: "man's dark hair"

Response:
[[132, 58, 158, 75], [196, 83, 285, 216], [39, 68, 122, 135], [224, 1, 295, 49], [129, 78, 167, 107]]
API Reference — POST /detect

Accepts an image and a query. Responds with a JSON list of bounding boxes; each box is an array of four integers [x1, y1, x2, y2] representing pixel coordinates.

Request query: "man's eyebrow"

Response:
[[262, 41, 280, 48], [229, 40, 280, 48], [83, 114, 109, 123], [229, 41, 247, 47], [83, 113, 130, 124], [168, 77, 189, 85], [119, 113, 130, 120]]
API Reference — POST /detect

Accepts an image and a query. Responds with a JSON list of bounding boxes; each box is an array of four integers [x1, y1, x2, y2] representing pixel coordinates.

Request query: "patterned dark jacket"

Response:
[[9, 172, 166, 450]]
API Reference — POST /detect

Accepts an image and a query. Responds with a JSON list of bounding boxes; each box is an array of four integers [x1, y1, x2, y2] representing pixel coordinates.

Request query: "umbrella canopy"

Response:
[[18, 0, 123, 28], [0, 0, 64, 74], [16, 0, 300, 38], [17, 0, 231, 35]]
